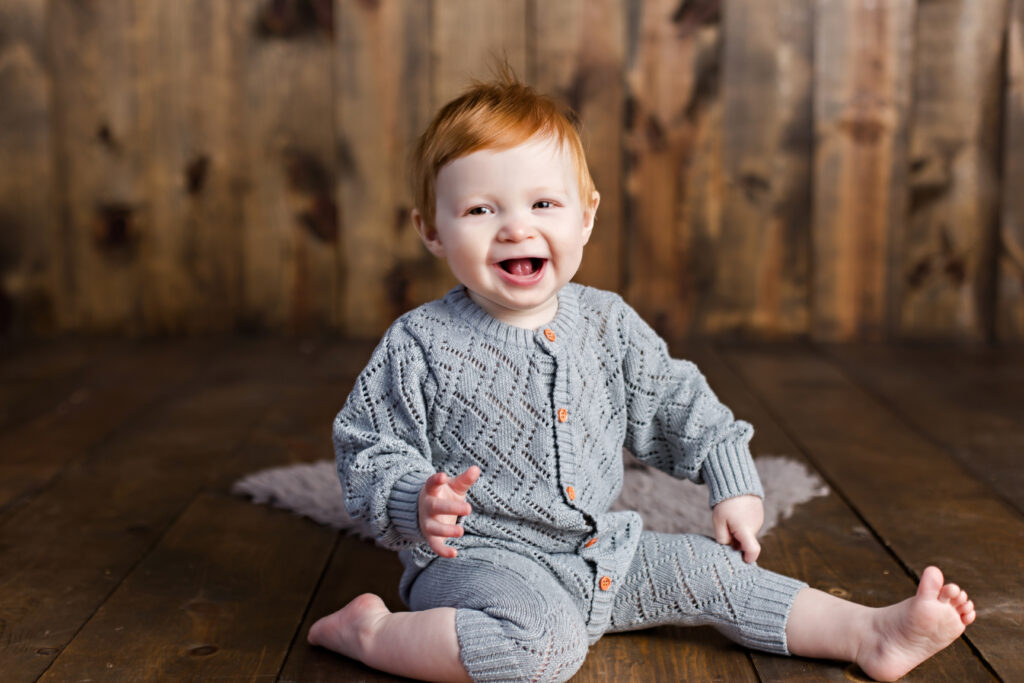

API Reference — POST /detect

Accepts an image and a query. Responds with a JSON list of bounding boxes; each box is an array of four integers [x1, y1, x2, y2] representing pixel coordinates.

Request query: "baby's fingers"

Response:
[[448, 465, 481, 496], [713, 517, 732, 546], [427, 497, 472, 518], [423, 471, 449, 494], [733, 528, 761, 564], [427, 535, 459, 558], [422, 517, 465, 540]]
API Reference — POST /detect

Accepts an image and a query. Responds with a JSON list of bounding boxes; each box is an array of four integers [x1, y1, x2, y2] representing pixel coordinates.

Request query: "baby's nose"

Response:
[[498, 215, 535, 241]]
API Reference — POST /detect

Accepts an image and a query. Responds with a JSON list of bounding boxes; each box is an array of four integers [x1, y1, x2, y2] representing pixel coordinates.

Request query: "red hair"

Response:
[[410, 70, 595, 230]]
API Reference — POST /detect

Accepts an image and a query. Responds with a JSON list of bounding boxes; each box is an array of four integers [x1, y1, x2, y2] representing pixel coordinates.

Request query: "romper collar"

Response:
[[444, 284, 581, 349]]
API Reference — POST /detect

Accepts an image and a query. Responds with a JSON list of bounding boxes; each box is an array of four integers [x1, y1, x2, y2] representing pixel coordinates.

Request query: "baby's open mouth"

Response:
[[499, 258, 545, 276]]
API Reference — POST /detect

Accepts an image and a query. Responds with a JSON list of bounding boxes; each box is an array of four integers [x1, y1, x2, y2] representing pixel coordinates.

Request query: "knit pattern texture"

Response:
[[334, 284, 801, 679]]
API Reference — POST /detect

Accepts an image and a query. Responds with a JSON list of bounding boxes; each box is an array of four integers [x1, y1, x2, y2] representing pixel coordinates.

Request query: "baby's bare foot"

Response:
[[858, 566, 976, 681], [308, 593, 391, 661]]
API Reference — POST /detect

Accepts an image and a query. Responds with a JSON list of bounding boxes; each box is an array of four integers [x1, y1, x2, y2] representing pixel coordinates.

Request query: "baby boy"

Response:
[[308, 73, 975, 682]]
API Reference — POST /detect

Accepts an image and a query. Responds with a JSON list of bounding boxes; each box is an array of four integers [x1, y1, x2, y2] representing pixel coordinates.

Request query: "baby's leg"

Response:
[[409, 549, 590, 683], [786, 566, 976, 681], [607, 532, 806, 654], [308, 593, 469, 682]]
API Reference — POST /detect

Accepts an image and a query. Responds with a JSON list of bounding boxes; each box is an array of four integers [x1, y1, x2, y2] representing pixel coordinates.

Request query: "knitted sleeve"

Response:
[[333, 322, 437, 550], [618, 305, 763, 507]]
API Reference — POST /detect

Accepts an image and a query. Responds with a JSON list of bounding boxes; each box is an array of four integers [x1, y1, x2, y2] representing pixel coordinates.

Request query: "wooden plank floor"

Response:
[[0, 339, 1019, 682]]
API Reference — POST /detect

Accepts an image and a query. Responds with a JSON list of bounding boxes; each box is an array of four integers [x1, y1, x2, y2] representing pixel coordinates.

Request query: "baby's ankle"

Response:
[[348, 595, 391, 660]]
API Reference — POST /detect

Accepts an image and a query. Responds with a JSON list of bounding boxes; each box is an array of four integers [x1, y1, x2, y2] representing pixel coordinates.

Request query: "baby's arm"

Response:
[[417, 466, 480, 558], [712, 494, 764, 563]]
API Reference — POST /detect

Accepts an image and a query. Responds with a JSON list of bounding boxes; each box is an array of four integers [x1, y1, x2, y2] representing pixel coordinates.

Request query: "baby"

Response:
[[308, 73, 975, 682]]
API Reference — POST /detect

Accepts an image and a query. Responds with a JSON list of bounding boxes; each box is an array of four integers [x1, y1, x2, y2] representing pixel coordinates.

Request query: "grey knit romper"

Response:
[[334, 284, 806, 682]]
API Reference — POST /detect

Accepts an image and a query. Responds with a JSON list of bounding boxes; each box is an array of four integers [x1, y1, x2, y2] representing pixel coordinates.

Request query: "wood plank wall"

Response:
[[0, 0, 1021, 342]]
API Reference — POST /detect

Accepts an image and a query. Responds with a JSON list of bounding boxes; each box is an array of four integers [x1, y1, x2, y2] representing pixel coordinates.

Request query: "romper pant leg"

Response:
[[607, 532, 806, 655], [408, 549, 589, 683]]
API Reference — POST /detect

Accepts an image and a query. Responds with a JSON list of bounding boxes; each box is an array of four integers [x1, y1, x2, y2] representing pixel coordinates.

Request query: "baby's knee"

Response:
[[516, 607, 589, 682], [458, 601, 589, 683]]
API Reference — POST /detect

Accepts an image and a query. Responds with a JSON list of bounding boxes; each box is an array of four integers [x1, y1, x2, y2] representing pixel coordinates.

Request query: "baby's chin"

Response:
[[466, 289, 561, 328]]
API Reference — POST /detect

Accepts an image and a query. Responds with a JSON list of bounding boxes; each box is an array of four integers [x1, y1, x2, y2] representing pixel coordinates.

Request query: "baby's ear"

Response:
[[582, 191, 601, 244], [412, 209, 445, 258]]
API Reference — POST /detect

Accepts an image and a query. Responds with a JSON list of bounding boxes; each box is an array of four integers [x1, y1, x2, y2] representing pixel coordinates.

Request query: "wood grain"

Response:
[[48, 0, 149, 332], [0, 339, 115, 431], [694, 344, 995, 682], [335, 0, 440, 337], [432, 0, 528, 107], [822, 343, 1024, 515], [133, 1, 247, 333], [0, 0, 57, 335], [0, 341, 318, 680], [40, 493, 336, 681], [623, 0, 720, 339], [812, 0, 914, 341], [240, 0, 338, 332], [711, 0, 812, 338], [0, 341, 215, 512], [721, 345, 1024, 681], [1000, 0, 1024, 341], [902, 0, 1007, 340]]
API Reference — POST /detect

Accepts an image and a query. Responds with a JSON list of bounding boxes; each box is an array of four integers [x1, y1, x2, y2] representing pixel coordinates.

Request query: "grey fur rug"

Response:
[[233, 453, 829, 541]]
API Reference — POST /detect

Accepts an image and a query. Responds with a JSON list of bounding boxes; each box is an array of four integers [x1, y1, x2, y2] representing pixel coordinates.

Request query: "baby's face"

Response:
[[416, 135, 599, 329]]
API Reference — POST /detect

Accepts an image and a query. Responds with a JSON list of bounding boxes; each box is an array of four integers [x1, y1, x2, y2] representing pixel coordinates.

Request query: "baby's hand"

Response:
[[418, 465, 480, 558], [712, 494, 764, 563]]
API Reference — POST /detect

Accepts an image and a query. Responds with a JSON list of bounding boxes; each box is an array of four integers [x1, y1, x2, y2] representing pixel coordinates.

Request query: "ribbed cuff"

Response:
[[703, 442, 764, 507], [733, 571, 807, 655], [387, 470, 432, 542], [455, 608, 522, 681]]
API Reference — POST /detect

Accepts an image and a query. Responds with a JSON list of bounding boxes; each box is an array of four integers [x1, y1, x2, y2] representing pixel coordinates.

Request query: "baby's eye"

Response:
[[534, 200, 554, 209], [467, 206, 492, 216]]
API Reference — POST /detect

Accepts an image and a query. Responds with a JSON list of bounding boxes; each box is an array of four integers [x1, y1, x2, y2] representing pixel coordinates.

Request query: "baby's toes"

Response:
[[939, 583, 961, 603], [960, 600, 976, 623], [950, 591, 969, 608]]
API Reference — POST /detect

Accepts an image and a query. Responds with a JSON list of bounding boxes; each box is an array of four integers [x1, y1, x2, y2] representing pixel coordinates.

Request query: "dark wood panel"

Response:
[[432, 0, 527, 106], [41, 493, 335, 681], [812, 0, 914, 340], [1000, 0, 1024, 341], [0, 339, 117, 431], [623, 0, 719, 339], [720, 345, 1024, 681], [0, 341, 322, 680], [710, 0, 812, 338], [902, 0, 1006, 340], [0, 0, 57, 335], [48, 0, 147, 331], [823, 344, 1024, 515], [578, 627, 758, 682], [692, 344, 994, 682], [335, 0, 441, 337], [0, 340, 216, 512], [133, 0, 248, 333], [240, 0, 338, 332]]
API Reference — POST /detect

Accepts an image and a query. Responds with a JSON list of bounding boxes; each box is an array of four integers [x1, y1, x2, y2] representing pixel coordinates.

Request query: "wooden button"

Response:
[[566, 486, 576, 501], [584, 538, 598, 548], [599, 576, 612, 591], [544, 328, 556, 342], [557, 408, 568, 423]]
